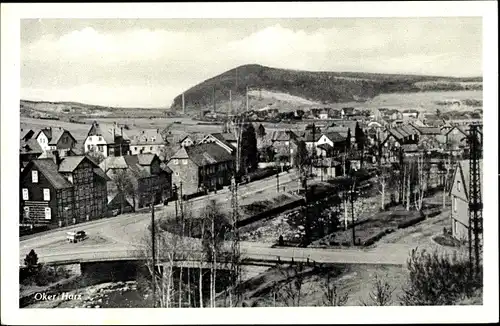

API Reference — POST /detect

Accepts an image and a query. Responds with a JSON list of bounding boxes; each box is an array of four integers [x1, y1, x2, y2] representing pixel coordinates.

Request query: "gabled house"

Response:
[[20, 154, 109, 227], [35, 127, 77, 154], [84, 122, 130, 157], [129, 129, 169, 157], [445, 125, 469, 152], [99, 153, 173, 209], [167, 143, 235, 195], [328, 108, 341, 119], [318, 110, 329, 120], [269, 130, 299, 166], [178, 135, 197, 148], [449, 160, 483, 240], [341, 107, 356, 119], [20, 130, 43, 171]]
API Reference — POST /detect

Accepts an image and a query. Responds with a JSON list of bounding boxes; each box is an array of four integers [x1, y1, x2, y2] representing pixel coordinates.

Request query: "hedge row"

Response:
[[398, 214, 426, 229], [362, 228, 395, 246]]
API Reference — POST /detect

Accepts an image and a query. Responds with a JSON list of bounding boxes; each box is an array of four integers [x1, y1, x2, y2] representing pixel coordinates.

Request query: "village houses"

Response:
[[99, 153, 173, 210], [35, 127, 77, 155], [167, 142, 235, 196]]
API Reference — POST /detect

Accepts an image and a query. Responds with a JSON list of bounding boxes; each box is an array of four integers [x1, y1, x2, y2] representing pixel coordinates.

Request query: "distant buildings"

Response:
[[99, 153, 173, 209], [20, 154, 109, 227]]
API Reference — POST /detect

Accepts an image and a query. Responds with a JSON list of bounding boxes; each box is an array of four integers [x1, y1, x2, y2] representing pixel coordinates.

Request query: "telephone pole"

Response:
[[151, 196, 156, 307], [468, 124, 483, 276]]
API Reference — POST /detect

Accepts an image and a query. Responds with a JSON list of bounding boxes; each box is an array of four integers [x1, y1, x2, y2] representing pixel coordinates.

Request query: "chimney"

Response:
[[52, 150, 61, 166]]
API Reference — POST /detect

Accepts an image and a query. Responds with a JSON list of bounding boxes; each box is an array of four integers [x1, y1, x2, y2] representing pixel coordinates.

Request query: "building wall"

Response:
[[56, 132, 76, 150], [129, 144, 165, 156], [20, 166, 60, 226], [451, 195, 470, 240], [84, 136, 109, 157], [36, 133, 51, 152], [167, 158, 200, 195], [72, 160, 108, 221]]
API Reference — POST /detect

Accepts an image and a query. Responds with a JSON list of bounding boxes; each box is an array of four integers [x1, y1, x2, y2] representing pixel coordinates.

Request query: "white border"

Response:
[[1, 2, 498, 325]]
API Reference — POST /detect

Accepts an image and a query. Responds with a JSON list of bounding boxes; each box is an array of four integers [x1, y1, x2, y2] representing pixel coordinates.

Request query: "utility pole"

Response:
[[468, 124, 483, 277], [350, 182, 356, 245], [151, 197, 156, 308], [174, 184, 179, 223], [276, 171, 280, 192]]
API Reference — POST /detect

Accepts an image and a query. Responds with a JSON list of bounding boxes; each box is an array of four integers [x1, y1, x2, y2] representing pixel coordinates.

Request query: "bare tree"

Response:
[[322, 272, 350, 306], [200, 199, 228, 308], [111, 169, 136, 213], [361, 274, 395, 306], [275, 262, 309, 307], [414, 155, 428, 211]]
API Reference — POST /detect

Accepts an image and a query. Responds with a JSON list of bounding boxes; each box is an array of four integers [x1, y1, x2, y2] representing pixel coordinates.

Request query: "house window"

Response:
[[22, 188, 29, 200], [99, 136, 103, 141], [175, 172, 179, 176], [457, 181, 461, 192], [44, 207, 51, 220], [32, 170, 38, 183], [150, 147, 153, 151], [134, 147, 137, 151], [87, 144, 91, 150], [453, 197, 457, 213], [43, 188, 51, 201], [182, 159, 188, 165], [173, 159, 179, 165]]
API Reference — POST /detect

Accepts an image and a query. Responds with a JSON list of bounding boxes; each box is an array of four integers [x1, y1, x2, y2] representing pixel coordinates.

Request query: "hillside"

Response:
[[171, 64, 482, 114], [20, 100, 168, 120]]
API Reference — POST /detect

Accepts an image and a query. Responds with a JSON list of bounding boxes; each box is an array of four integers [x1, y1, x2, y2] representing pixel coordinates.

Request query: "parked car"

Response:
[[66, 230, 86, 243]]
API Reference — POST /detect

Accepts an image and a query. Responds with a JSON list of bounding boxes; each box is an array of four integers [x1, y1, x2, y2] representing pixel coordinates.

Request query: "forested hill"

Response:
[[170, 64, 482, 113]]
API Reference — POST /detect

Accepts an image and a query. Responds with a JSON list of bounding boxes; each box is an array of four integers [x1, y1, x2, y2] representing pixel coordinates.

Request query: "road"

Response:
[[20, 170, 300, 254]]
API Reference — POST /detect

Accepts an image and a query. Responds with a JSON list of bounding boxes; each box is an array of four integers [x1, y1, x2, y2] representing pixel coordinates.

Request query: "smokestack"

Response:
[[213, 86, 216, 112], [182, 93, 185, 115]]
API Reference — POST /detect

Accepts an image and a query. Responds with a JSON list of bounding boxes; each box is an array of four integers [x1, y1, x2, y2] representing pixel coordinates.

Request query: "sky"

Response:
[[21, 17, 482, 108]]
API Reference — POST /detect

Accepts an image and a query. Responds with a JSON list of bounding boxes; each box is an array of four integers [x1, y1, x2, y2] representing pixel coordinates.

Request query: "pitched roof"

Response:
[[302, 130, 323, 142], [182, 143, 234, 166], [324, 131, 347, 143], [99, 156, 128, 172], [122, 155, 151, 178], [207, 133, 237, 152], [20, 138, 43, 155], [58, 156, 88, 173], [137, 153, 157, 165], [94, 167, 111, 181], [87, 122, 130, 143], [410, 124, 442, 135], [30, 159, 73, 189], [325, 126, 350, 138], [130, 129, 166, 145], [454, 159, 484, 200], [48, 129, 68, 145]]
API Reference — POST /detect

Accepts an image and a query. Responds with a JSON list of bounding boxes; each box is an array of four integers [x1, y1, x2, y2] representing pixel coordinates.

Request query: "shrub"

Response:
[[398, 215, 425, 229], [400, 249, 482, 305]]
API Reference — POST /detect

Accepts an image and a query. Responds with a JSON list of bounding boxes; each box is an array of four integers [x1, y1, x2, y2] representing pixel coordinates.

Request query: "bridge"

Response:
[[20, 241, 412, 268]]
